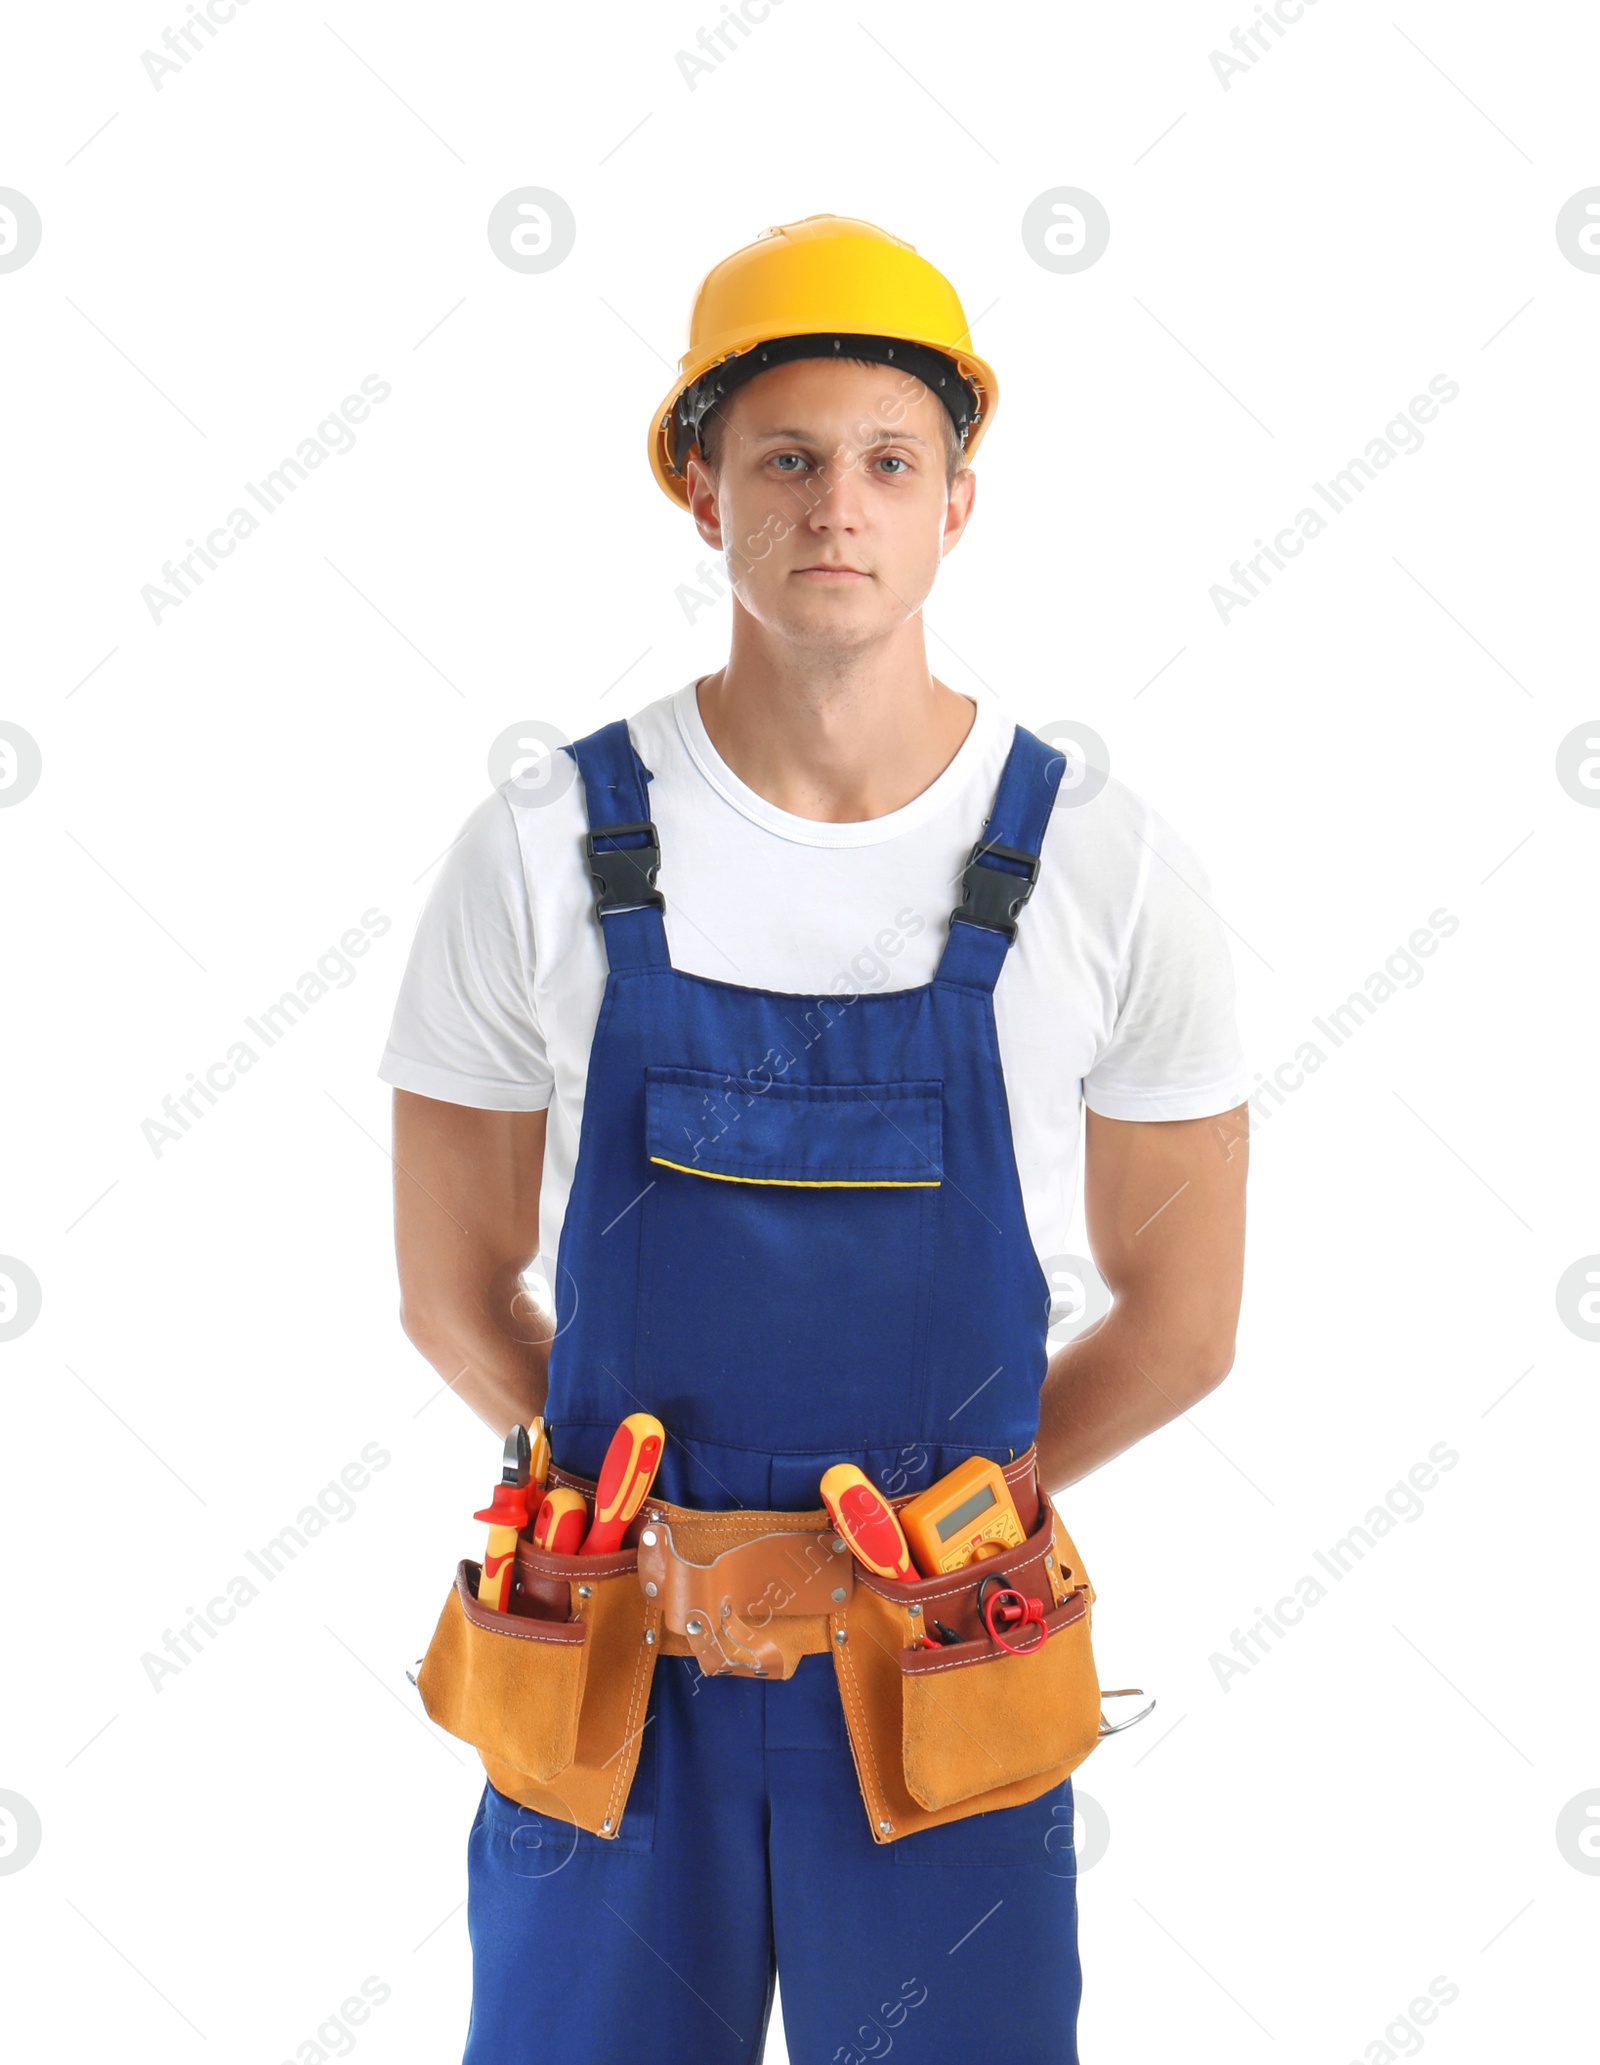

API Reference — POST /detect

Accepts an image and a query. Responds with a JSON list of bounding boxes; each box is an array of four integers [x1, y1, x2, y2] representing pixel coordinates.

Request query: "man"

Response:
[[381, 215, 1250, 2064]]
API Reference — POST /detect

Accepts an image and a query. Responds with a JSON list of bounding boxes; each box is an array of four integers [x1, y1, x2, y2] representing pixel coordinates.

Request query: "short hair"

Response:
[[695, 356, 966, 484]]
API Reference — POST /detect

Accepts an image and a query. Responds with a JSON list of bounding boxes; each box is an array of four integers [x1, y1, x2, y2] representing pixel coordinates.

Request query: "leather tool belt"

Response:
[[413, 1442, 1113, 1845]]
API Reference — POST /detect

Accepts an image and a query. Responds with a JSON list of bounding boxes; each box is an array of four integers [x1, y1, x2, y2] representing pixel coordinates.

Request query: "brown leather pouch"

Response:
[[415, 1533, 659, 1841], [831, 1468, 1104, 1841]]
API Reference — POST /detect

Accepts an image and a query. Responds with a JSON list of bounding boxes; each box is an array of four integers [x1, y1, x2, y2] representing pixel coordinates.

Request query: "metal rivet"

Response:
[[879, 1819, 893, 1835], [1044, 1553, 1054, 1567], [644, 1579, 658, 1597], [577, 1583, 592, 1598], [686, 1616, 703, 1635], [909, 1603, 923, 1616], [644, 1627, 656, 1643], [830, 1535, 845, 1554], [640, 1528, 657, 1547], [602, 1817, 614, 1833], [832, 1586, 847, 1602], [834, 1628, 848, 1643]]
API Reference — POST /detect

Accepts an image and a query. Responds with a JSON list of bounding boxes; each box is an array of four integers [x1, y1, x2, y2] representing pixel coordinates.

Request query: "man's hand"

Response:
[[1036, 1102, 1249, 1491], [391, 1090, 552, 1437]]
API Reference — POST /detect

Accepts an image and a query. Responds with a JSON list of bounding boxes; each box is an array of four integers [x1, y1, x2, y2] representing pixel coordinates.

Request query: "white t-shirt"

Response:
[[377, 681, 1251, 1287]]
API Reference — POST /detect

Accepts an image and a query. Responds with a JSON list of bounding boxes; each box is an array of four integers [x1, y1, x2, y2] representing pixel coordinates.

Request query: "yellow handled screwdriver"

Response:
[[532, 1486, 589, 1555], [526, 1414, 551, 1495]]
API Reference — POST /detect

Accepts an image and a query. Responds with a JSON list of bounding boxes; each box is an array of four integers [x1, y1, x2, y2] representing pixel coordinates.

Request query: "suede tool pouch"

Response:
[[832, 1472, 1104, 1841], [415, 1536, 659, 1841], [899, 1585, 1095, 1813]]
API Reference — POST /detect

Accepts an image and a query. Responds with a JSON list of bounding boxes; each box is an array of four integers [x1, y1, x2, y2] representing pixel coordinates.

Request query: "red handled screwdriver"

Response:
[[579, 1413, 665, 1554], [819, 1463, 917, 1581]]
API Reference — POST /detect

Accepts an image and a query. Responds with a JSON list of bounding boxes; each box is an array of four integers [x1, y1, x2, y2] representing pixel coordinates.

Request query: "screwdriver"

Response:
[[579, 1413, 665, 1554], [819, 1463, 917, 1581], [532, 1486, 589, 1555], [474, 1424, 534, 1612], [526, 1415, 551, 1495]]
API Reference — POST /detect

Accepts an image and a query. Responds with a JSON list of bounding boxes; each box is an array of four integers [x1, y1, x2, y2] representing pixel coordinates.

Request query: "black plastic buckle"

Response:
[[950, 837, 1040, 941], [583, 819, 664, 917]]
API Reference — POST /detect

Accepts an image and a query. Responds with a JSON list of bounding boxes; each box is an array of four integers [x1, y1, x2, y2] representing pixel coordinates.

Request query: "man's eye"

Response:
[[877, 455, 908, 474], [770, 453, 807, 472]]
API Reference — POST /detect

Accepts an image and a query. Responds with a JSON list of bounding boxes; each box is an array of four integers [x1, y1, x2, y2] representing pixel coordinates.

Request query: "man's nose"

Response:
[[806, 453, 868, 531]]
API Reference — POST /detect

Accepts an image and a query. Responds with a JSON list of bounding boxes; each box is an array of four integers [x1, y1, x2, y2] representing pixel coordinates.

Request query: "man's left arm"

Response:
[[1036, 1102, 1248, 1492]]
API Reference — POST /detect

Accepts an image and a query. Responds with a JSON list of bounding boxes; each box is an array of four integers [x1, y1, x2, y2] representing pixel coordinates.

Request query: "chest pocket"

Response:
[[636, 1066, 943, 1439]]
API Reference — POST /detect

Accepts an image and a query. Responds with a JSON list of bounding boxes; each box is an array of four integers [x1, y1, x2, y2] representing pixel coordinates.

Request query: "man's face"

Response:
[[684, 357, 976, 658]]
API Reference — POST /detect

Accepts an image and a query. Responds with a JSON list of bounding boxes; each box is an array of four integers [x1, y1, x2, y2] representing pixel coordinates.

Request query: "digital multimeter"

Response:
[[898, 1455, 1027, 1576]]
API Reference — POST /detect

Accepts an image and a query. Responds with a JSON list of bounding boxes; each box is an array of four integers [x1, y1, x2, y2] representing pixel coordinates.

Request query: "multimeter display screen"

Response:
[[937, 1483, 998, 1540]]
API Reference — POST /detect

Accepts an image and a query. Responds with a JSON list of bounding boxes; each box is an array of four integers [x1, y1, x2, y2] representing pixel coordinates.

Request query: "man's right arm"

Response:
[[392, 1088, 552, 1439]]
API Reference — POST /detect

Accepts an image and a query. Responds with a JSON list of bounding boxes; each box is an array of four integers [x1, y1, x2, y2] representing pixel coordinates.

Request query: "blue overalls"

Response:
[[462, 716, 1082, 2065]]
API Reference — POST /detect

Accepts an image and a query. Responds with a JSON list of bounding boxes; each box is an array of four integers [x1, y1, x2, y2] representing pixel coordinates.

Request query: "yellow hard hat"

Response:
[[648, 214, 998, 508]]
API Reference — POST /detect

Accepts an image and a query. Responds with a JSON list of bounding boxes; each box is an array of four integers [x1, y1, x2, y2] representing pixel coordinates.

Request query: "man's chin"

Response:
[[768, 591, 895, 636]]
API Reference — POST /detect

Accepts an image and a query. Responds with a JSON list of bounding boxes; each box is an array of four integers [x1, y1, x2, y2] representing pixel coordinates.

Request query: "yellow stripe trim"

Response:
[[649, 1155, 940, 1189]]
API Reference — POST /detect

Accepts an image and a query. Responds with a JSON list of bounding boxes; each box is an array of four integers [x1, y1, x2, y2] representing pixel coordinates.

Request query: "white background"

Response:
[[3, 1, 1597, 2058]]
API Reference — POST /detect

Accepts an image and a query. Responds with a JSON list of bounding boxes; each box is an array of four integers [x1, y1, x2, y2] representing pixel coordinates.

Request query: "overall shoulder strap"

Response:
[[563, 719, 671, 972], [934, 724, 1065, 991]]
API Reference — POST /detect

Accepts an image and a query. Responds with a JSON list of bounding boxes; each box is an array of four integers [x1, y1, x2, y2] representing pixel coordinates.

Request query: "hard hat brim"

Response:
[[648, 332, 999, 509]]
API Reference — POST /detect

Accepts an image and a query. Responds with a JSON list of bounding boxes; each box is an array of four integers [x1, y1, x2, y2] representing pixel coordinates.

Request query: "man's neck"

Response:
[[694, 622, 977, 825]]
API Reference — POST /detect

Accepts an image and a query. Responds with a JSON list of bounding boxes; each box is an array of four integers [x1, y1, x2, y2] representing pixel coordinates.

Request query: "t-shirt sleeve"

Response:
[[1082, 802, 1252, 1123], [376, 788, 555, 1111]]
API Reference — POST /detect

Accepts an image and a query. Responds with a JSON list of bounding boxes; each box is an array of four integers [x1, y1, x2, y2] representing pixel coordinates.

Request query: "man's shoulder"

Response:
[[602, 682, 686, 777], [1034, 767, 1226, 948], [484, 687, 687, 859], [1037, 765, 1148, 870]]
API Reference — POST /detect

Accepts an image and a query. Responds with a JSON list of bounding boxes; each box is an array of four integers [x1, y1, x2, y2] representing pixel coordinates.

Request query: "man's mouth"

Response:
[[793, 564, 871, 581]]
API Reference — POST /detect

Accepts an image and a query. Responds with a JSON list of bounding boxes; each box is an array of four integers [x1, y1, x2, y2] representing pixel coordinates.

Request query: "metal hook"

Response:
[[1098, 1687, 1156, 1736]]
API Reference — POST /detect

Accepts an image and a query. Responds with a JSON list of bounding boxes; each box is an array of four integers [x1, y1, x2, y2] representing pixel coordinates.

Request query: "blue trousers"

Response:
[[462, 1652, 1082, 2063]]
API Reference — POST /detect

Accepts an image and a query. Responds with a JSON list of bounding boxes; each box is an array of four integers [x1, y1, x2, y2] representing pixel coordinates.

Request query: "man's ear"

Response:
[[685, 452, 723, 550], [941, 466, 977, 555]]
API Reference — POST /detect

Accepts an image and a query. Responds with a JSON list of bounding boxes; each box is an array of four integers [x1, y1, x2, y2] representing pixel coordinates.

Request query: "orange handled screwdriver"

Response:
[[474, 1424, 534, 1611], [579, 1413, 665, 1554], [820, 1464, 917, 1580], [532, 1486, 589, 1555], [819, 1463, 917, 1581]]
